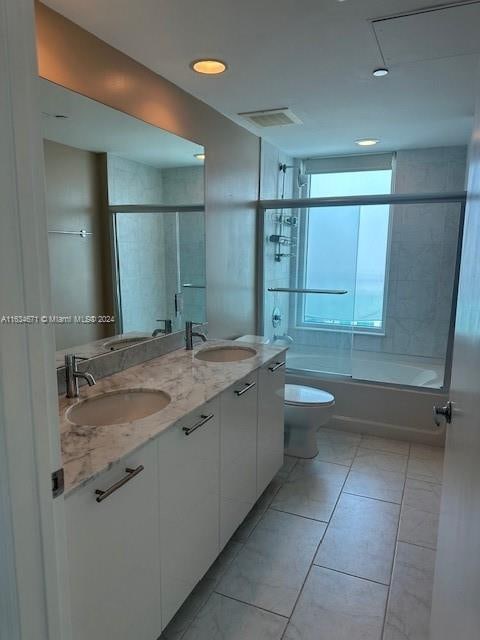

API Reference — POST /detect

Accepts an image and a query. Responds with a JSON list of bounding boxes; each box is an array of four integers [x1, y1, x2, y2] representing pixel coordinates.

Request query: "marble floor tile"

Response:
[[383, 542, 436, 640], [361, 435, 411, 456], [352, 448, 408, 475], [403, 478, 442, 513], [344, 467, 405, 503], [161, 576, 217, 640], [271, 460, 348, 521], [410, 444, 444, 461], [398, 480, 441, 550], [182, 593, 287, 640], [407, 456, 443, 484], [317, 428, 362, 445], [205, 539, 245, 584], [217, 509, 326, 617], [233, 477, 283, 542], [284, 566, 388, 640], [314, 493, 400, 584], [162, 539, 243, 639], [276, 455, 298, 480], [315, 430, 359, 466]]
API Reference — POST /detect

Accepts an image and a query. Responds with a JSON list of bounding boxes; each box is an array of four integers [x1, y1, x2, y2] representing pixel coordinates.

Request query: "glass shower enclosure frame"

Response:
[[109, 203, 206, 336], [257, 191, 467, 392]]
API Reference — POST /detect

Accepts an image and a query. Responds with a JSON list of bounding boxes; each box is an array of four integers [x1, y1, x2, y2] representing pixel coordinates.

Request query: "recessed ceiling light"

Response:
[[373, 68, 389, 77], [355, 138, 379, 147], [191, 59, 227, 75], [194, 153, 205, 160]]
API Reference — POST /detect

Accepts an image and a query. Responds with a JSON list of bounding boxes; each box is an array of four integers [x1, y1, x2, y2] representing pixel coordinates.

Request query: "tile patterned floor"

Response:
[[161, 429, 444, 640]]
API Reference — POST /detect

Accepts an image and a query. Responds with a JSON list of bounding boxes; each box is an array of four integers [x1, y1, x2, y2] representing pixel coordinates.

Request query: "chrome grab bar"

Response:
[[95, 465, 144, 503], [235, 381, 257, 396], [267, 287, 348, 295], [268, 361, 286, 372], [182, 413, 214, 436]]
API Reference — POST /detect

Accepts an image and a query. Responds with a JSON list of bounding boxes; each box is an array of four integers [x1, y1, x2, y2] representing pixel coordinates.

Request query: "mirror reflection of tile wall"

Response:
[[41, 79, 205, 357]]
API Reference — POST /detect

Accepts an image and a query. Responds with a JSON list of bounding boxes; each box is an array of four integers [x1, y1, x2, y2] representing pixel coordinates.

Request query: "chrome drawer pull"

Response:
[[268, 361, 285, 372], [95, 465, 144, 503], [183, 413, 214, 436], [235, 381, 257, 396]]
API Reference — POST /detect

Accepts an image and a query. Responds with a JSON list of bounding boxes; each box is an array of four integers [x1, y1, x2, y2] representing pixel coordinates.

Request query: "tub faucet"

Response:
[[65, 353, 96, 398], [185, 321, 207, 350]]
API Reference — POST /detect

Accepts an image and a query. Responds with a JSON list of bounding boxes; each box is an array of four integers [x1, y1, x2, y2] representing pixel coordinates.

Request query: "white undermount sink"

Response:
[[195, 345, 257, 363], [67, 389, 171, 427], [104, 336, 151, 351]]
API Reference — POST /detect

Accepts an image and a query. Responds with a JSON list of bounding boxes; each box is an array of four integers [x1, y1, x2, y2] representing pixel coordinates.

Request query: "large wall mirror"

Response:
[[40, 80, 206, 363]]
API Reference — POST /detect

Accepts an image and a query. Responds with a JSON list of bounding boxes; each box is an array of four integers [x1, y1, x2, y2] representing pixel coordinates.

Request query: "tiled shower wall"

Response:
[[261, 145, 467, 365], [107, 155, 205, 332]]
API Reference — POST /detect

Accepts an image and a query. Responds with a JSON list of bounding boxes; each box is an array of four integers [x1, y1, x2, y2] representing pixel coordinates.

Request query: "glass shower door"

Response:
[[263, 204, 360, 377]]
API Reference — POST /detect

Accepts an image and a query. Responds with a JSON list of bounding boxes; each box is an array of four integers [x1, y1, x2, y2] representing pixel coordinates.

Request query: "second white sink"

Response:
[[67, 389, 171, 427], [195, 346, 257, 363]]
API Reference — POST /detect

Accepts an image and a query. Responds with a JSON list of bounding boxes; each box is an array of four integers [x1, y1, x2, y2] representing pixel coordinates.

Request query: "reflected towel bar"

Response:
[[267, 287, 348, 295], [48, 229, 93, 238]]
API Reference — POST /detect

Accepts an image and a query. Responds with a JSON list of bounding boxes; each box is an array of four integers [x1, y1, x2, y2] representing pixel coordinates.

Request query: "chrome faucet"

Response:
[[152, 319, 173, 337], [185, 321, 207, 350], [65, 354, 96, 398]]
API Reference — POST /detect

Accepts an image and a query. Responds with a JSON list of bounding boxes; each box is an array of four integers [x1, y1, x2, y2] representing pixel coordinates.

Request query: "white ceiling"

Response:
[[39, 79, 204, 168], [41, 0, 480, 158]]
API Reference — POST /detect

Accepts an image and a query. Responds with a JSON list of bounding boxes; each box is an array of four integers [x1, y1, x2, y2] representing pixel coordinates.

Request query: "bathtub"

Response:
[[286, 351, 444, 388], [285, 349, 446, 446]]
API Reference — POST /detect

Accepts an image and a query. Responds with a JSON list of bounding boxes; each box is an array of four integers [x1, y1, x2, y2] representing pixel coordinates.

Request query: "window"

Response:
[[299, 165, 392, 332]]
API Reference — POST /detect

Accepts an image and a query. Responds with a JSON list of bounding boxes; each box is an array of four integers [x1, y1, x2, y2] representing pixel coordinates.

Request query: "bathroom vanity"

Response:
[[59, 341, 286, 640]]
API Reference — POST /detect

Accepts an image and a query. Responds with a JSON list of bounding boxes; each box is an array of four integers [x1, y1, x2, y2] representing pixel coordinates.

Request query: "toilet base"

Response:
[[284, 400, 335, 459], [284, 427, 318, 458]]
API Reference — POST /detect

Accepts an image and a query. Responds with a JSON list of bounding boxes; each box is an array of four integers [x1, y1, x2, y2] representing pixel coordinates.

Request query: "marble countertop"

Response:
[[59, 339, 286, 496]]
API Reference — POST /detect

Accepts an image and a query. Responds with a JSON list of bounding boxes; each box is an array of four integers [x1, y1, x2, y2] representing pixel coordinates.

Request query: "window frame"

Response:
[[294, 155, 395, 335]]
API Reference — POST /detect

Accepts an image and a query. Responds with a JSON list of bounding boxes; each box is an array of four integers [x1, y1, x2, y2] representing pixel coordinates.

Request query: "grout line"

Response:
[[342, 490, 403, 506], [380, 440, 411, 639], [210, 591, 290, 620], [395, 539, 438, 552], [309, 564, 391, 588], [279, 435, 360, 639], [269, 505, 329, 524]]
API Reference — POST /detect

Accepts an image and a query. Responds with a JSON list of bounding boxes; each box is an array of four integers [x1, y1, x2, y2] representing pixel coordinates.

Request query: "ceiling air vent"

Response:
[[238, 108, 302, 128]]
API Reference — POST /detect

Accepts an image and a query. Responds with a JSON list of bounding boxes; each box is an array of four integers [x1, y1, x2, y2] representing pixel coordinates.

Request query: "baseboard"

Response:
[[328, 414, 446, 447]]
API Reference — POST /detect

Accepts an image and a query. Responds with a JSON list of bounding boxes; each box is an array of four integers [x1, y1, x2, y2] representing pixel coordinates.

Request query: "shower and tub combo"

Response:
[[257, 184, 466, 450]]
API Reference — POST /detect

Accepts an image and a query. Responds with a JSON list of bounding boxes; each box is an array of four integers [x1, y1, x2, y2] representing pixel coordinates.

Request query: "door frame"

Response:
[[0, 0, 71, 638]]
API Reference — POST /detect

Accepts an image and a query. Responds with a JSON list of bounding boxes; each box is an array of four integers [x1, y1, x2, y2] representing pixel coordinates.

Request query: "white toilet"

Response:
[[283, 384, 335, 458]]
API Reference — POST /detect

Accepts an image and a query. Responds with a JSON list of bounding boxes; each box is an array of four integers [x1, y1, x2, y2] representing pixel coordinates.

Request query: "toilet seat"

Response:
[[284, 384, 335, 407]]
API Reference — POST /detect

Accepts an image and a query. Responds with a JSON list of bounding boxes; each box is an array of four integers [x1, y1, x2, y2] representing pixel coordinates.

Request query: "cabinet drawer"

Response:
[[158, 397, 220, 627], [220, 372, 258, 547], [65, 442, 161, 640]]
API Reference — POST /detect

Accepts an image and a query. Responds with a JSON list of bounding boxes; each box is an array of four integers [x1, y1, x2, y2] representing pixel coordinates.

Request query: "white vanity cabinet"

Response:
[[219, 371, 259, 547], [257, 357, 286, 497], [63, 350, 287, 638], [158, 397, 220, 628], [65, 442, 161, 640]]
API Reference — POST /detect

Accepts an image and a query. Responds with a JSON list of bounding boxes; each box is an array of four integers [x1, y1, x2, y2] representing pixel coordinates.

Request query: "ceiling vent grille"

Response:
[[238, 108, 302, 127]]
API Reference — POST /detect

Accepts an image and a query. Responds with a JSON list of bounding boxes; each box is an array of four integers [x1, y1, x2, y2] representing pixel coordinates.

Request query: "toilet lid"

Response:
[[283, 384, 335, 407]]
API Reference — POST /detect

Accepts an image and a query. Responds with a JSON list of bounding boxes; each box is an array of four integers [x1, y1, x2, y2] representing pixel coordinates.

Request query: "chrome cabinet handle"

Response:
[[268, 361, 285, 372], [433, 401, 453, 427], [95, 465, 144, 503], [235, 381, 257, 396], [182, 413, 214, 436]]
